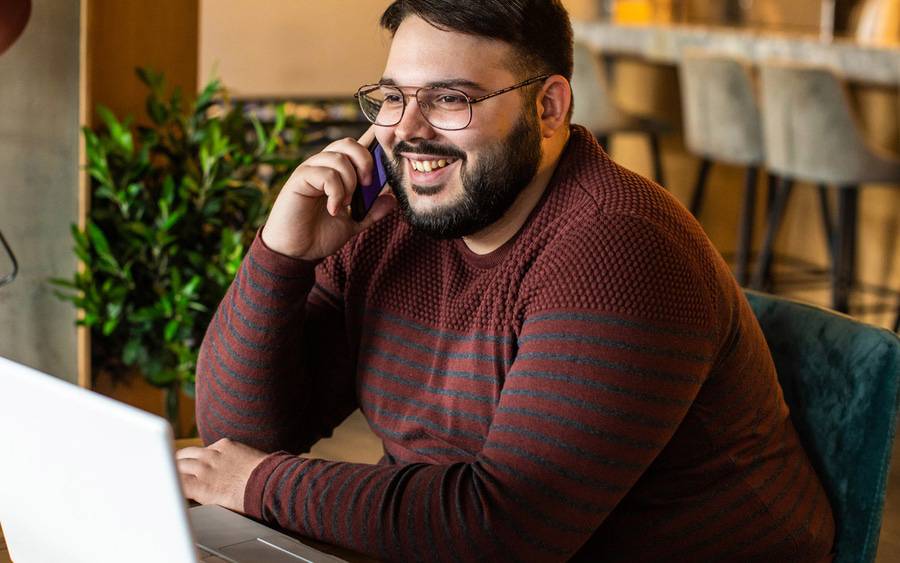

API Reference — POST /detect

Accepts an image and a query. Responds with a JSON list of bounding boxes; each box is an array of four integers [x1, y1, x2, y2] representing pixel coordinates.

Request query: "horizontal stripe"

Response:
[[496, 405, 663, 450], [202, 357, 269, 406], [207, 330, 272, 388], [511, 369, 691, 407], [367, 347, 499, 384], [524, 311, 715, 341], [362, 382, 492, 425], [214, 311, 273, 370], [516, 350, 701, 384], [502, 387, 677, 429], [234, 270, 292, 317], [518, 331, 712, 363], [247, 251, 308, 283], [367, 365, 495, 404], [369, 308, 514, 344], [491, 423, 644, 470], [222, 304, 276, 351], [484, 441, 628, 493], [244, 256, 293, 300], [367, 403, 485, 443], [479, 457, 614, 514], [373, 329, 499, 362], [233, 285, 295, 325]]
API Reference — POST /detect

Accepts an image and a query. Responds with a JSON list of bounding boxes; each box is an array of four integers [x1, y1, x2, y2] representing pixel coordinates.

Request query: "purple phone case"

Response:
[[359, 144, 388, 211]]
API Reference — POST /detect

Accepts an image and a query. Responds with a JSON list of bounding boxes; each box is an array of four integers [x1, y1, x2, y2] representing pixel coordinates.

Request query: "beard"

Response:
[[382, 114, 543, 240]]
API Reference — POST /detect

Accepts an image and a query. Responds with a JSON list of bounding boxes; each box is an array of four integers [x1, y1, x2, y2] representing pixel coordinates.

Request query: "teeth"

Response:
[[409, 157, 455, 173]]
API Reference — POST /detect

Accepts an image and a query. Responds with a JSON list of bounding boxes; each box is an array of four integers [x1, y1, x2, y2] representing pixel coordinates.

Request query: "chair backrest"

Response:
[[745, 290, 900, 563], [678, 51, 763, 165], [571, 41, 629, 133], [759, 62, 900, 185]]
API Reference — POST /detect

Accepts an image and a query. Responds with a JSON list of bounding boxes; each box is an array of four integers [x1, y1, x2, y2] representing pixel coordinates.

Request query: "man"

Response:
[[176, 1, 836, 561]]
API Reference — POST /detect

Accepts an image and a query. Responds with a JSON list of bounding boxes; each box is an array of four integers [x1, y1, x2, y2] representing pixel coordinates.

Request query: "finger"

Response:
[[358, 124, 377, 148], [307, 151, 358, 202], [176, 457, 209, 477], [179, 473, 203, 501], [293, 166, 350, 216], [323, 131, 377, 186], [175, 446, 207, 460], [307, 172, 349, 217]]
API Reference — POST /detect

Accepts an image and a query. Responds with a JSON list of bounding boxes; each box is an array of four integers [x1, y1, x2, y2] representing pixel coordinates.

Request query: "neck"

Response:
[[462, 128, 569, 255]]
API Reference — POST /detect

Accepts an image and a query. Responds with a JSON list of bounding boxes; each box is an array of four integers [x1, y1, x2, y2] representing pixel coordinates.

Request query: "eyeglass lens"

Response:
[[359, 86, 472, 131]]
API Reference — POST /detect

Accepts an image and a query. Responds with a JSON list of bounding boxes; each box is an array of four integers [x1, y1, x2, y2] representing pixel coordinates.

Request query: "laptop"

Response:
[[0, 355, 347, 563]]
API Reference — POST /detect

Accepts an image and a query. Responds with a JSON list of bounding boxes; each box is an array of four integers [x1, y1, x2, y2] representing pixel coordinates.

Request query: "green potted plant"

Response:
[[53, 68, 306, 436]]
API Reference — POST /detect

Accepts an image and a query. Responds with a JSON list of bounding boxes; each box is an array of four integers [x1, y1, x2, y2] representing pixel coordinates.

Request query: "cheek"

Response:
[[375, 129, 394, 152]]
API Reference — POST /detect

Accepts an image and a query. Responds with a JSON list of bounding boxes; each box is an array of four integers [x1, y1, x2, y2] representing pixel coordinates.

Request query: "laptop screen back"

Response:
[[0, 356, 198, 563]]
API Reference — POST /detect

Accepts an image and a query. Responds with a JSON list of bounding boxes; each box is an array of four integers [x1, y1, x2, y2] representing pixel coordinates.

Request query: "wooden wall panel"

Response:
[[86, 0, 198, 127]]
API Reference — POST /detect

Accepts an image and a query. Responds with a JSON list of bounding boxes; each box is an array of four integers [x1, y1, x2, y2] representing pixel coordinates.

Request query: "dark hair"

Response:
[[380, 0, 573, 81]]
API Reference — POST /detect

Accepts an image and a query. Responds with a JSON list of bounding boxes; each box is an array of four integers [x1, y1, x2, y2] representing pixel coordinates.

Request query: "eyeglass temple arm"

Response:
[[0, 229, 18, 288]]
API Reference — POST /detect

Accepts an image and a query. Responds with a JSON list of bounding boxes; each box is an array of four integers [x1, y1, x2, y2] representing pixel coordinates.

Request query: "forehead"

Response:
[[382, 16, 516, 88]]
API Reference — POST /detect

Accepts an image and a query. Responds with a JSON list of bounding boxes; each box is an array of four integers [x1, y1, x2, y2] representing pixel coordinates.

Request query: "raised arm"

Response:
[[195, 127, 396, 453]]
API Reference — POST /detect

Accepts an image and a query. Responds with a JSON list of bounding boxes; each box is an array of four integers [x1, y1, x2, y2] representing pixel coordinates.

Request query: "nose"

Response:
[[393, 96, 437, 142]]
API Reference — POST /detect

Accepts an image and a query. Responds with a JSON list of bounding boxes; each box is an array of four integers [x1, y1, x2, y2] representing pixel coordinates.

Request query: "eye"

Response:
[[437, 94, 466, 104], [383, 93, 403, 104]]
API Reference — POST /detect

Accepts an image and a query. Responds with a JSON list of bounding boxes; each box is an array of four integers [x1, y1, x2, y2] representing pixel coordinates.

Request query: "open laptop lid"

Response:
[[0, 355, 198, 563]]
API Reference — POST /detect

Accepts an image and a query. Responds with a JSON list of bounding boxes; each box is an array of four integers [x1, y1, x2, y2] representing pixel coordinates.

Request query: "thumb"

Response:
[[354, 191, 397, 233]]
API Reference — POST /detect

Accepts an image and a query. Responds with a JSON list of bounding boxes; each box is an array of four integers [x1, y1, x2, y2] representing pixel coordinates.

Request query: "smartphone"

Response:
[[351, 139, 388, 222]]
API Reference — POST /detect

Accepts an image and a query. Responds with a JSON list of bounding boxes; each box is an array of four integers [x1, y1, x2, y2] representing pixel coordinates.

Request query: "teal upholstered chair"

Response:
[[745, 290, 900, 562]]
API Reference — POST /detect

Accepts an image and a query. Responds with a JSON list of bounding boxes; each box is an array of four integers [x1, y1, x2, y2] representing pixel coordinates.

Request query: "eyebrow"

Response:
[[378, 77, 487, 91]]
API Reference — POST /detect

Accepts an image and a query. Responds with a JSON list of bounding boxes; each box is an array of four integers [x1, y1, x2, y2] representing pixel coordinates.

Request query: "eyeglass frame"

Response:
[[354, 73, 552, 131]]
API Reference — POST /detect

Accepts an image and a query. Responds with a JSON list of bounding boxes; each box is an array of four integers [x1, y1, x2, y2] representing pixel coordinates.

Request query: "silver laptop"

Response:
[[0, 355, 346, 563]]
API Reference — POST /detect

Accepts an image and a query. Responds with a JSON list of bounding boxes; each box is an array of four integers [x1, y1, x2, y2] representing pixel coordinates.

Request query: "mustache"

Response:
[[392, 140, 466, 161]]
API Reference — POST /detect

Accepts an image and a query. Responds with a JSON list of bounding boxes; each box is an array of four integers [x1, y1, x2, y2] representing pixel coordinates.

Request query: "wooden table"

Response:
[[574, 21, 900, 86], [0, 525, 10, 563]]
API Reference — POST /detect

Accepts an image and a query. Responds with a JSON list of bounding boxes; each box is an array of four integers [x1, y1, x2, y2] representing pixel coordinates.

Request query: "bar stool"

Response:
[[678, 52, 766, 285], [753, 62, 900, 315], [571, 41, 669, 185]]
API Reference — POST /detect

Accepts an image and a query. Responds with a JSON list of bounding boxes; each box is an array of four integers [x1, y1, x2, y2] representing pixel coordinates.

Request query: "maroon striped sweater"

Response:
[[196, 126, 835, 562]]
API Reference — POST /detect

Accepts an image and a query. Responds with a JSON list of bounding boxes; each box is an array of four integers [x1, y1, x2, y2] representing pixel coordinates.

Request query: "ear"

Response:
[[536, 75, 571, 138]]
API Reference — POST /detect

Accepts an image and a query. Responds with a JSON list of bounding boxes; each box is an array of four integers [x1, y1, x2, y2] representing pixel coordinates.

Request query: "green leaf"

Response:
[[86, 223, 112, 260], [164, 318, 179, 342], [101, 317, 119, 335]]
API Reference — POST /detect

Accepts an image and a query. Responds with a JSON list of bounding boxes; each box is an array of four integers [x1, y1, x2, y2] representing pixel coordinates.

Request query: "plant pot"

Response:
[[92, 369, 196, 438]]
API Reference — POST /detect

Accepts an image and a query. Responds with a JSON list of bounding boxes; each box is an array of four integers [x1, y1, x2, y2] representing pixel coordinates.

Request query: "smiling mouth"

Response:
[[405, 156, 459, 174]]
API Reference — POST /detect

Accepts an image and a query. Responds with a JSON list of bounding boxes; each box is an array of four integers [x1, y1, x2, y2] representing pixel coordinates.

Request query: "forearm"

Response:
[[196, 234, 320, 452]]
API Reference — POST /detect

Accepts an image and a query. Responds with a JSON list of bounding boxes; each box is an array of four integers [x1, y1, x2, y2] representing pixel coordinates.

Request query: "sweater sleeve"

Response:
[[241, 215, 722, 562], [195, 231, 359, 454]]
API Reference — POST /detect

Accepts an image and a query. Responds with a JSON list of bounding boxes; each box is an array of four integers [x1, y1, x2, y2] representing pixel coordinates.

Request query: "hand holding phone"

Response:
[[262, 126, 395, 261]]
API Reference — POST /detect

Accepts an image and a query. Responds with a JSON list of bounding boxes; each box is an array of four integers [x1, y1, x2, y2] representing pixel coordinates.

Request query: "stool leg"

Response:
[[648, 132, 665, 187], [735, 166, 758, 286], [818, 185, 835, 262], [766, 173, 778, 216], [689, 159, 712, 217], [832, 186, 858, 313], [751, 177, 794, 291]]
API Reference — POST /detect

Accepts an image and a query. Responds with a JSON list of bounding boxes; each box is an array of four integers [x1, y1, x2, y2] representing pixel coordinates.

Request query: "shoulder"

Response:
[[521, 202, 722, 335]]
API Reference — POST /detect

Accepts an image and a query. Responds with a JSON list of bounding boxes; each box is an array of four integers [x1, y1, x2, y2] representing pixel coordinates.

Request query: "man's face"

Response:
[[375, 16, 543, 239]]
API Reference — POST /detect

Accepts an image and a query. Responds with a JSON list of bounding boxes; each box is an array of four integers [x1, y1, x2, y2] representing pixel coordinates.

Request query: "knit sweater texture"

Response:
[[196, 125, 835, 562]]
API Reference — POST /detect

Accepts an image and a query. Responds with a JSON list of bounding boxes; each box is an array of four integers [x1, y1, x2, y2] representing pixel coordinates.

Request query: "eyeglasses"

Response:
[[0, 229, 18, 288], [354, 74, 551, 131]]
